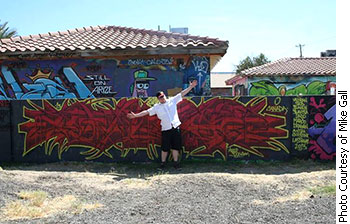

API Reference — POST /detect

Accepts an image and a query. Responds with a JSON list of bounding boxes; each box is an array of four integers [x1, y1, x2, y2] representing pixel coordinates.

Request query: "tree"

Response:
[[236, 53, 270, 74], [0, 20, 17, 39]]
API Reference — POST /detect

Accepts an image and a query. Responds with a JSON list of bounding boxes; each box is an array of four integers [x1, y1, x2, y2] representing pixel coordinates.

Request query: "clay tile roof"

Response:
[[0, 25, 228, 54], [240, 57, 336, 77]]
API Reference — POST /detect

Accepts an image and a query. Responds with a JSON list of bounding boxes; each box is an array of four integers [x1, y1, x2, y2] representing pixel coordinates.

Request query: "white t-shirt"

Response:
[[147, 93, 183, 131]]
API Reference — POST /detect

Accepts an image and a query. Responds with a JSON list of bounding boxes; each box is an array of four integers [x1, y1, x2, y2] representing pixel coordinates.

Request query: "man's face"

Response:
[[157, 92, 166, 103]]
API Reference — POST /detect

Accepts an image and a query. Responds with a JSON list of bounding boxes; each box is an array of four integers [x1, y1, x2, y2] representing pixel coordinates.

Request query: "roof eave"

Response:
[[0, 45, 228, 60], [242, 73, 336, 77]]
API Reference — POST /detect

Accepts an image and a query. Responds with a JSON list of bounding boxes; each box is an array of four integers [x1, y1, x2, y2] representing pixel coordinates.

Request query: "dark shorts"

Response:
[[161, 127, 182, 152]]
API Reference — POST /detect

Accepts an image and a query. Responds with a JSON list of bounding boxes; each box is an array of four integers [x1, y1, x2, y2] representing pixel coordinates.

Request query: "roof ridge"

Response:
[[105, 25, 209, 40], [241, 57, 291, 74], [1, 25, 108, 43], [0, 25, 223, 43], [240, 57, 336, 77], [0, 24, 228, 54], [290, 57, 336, 59]]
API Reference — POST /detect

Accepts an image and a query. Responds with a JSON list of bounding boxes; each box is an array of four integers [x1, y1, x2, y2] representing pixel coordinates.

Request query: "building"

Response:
[[169, 27, 188, 34], [210, 72, 234, 96], [0, 25, 228, 100], [225, 57, 336, 96], [321, 49, 336, 57]]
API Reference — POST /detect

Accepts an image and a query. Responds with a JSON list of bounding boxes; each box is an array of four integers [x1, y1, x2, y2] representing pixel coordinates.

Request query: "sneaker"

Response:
[[157, 162, 166, 171], [173, 162, 181, 170]]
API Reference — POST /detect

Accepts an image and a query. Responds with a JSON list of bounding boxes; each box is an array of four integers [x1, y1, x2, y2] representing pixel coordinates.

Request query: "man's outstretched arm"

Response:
[[181, 80, 198, 97], [127, 110, 149, 119]]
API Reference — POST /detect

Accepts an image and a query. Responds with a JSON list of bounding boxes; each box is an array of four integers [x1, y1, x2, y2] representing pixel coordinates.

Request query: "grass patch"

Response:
[[275, 184, 336, 203], [309, 185, 336, 196], [1, 190, 103, 221], [18, 191, 47, 207]]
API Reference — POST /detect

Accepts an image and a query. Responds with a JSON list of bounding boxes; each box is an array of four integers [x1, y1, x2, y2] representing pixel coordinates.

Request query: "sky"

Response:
[[1, 0, 337, 73]]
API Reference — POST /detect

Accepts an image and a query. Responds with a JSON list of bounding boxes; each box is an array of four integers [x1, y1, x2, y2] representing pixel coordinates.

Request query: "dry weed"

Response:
[[1, 190, 103, 221]]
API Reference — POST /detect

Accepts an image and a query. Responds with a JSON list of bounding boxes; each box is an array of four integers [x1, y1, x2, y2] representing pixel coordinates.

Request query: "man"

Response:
[[127, 80, 198, 170]]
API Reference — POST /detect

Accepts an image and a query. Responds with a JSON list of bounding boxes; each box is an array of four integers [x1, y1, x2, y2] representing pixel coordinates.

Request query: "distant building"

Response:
[[321, 50, 336, 57], [169, 27, 188, 34], [225, 57, 336, 96], [210, 72, 234, 96]]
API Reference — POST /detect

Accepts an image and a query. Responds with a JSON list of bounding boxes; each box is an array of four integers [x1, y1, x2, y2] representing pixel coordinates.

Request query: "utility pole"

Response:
[[295, 44, 305, 57]]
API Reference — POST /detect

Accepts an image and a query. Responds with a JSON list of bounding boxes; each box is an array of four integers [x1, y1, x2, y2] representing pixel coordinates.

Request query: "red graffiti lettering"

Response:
[[19, 98, 160, 160], [19, 97, 289, 160], [178, 97, 289, 158]]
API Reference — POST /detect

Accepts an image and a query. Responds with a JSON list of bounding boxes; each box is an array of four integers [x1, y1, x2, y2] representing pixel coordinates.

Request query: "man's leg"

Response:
[[161, 151, 168, 163], [158, 130, 171, 170], [171, 149, 179, 162], [171, 127, 182, 169]]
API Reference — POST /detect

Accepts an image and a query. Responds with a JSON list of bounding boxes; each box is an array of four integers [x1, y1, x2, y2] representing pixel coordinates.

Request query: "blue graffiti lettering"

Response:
[[62, 67, 93, 98], [22, 78, 76, 99], [1, 66, 24, 99], [0, 77, 9, 100], [0, 66, 94, 99]]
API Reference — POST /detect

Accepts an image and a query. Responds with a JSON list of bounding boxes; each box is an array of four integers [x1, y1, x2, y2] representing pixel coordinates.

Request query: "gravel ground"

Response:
[[0, 160, 335, 224]]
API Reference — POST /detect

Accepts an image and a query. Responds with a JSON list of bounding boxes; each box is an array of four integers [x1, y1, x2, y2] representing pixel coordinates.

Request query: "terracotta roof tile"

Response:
[[225, 57, 336, 85], [0, 25, 228, 54], [240, 57, 336, 76]]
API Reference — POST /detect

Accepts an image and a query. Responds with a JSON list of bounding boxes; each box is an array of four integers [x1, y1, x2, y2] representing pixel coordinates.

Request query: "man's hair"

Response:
[[156, 91, 164, 98]]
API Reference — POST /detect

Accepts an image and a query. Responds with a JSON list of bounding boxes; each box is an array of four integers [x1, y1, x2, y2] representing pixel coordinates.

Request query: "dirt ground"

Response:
[[0, 159, 336, 224]]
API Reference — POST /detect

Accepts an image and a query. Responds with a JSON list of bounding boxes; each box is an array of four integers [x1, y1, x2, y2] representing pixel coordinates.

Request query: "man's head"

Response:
[[156, 91, 166, 103]]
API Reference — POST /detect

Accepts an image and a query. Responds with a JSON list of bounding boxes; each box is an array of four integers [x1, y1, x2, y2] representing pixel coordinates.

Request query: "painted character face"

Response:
[[135, 81, 150, 97]]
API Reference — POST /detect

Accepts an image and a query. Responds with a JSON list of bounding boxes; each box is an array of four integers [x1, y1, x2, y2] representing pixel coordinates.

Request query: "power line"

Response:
[[295, 44, 305, 57], [276, 35, 335, 57]]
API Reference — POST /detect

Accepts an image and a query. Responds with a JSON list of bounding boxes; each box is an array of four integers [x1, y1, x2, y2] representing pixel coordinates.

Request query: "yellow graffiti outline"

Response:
[[274, 97, 281, 105], [113, 141, 159, 160], [232, 97, 290, 157], [19, 99, 52, 157], [227, 143, 250, 158]]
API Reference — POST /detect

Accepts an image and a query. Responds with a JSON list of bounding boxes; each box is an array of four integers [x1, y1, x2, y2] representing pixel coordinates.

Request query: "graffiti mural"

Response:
[[115, 68, 183, 97], [129, 70, 156, 97], [292, 97, 309, 152], [0, 96, 336, 163], [118, 57, 178, 71], [308, 96, 336, 160], [178, 97, 289, 159], [17, 96, 289, 161], [248, 76, 336, 96], [182, 56, 210, 96], [18, 98, 162, 160], [0, 59, 117, 99], [0, 57, 189, 100]]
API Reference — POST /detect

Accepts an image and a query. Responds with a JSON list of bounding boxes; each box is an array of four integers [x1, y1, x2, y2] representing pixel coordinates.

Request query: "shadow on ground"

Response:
[[1, 158, 335, 182]]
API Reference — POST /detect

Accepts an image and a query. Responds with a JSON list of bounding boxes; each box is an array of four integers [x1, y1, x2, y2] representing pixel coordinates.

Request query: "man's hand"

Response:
[[189, 79, 198, 88], [181, 79, 198, 97], [127, 112, 136, 119]]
